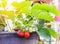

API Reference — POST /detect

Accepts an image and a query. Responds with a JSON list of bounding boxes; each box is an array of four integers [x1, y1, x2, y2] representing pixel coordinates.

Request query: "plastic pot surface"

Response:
[[0, 32, 38, 44]]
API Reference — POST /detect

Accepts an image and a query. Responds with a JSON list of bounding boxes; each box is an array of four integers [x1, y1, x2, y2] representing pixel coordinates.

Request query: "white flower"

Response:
[[29, 28, 33, 32]]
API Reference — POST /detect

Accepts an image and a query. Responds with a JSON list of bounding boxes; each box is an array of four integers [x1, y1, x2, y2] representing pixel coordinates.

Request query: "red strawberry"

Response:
[[17, 30, 24, 37], [24, 32, 30, 38], [14, 27, 18, 31]]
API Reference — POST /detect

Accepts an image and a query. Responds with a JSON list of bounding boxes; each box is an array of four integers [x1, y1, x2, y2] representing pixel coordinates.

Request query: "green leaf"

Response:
[[0, 10, 3, 15], [5, 10, 15, 20], [12, 1, 32, 10], [11, 1, 20, 10], [38, 28, 51, 41], [37, 19, 45, 28], [0, 0, 7, 8], [49, 5, 59, 15], [0, 10, 6, 14], [38, 41, 42, 44], [15, 21, 22, 29], [12, 1, 32, 16], [49, 28, 58, 38], [32, 3, 54, 21], [19, 1, 32, 7], [32, 3, 50, 11], [0, 10, 15, 19], [20, 7, 31, 15], [32, 3, 59, 16], [32, 9, 54, 21], [37, 19, 51, 41], [37, 12, 54, 21], [0, 10, 15, 20]]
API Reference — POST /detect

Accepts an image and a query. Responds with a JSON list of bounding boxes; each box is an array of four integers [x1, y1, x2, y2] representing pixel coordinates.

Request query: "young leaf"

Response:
[[3, 10, 15, 20], [11, 1, 20, 10], [37, 28, 51, 41], [7, 11, 15, 20], [20, 7, 31, 15], [12, 1, 32, 10], [0, 10, 3, 15], [0, 0, 7, 8], [37, 19, 51, 41]]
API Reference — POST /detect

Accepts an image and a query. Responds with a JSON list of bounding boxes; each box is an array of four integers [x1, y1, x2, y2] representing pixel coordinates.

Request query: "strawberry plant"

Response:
[[0, 0, 59, 44], [11, 1, 59, 43]]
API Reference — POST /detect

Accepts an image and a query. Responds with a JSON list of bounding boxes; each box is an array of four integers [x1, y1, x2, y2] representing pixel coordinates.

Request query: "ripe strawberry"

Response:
[[14, 27, 18, 31], [17, 30, 24, 37], [24, 32, 30, 38]]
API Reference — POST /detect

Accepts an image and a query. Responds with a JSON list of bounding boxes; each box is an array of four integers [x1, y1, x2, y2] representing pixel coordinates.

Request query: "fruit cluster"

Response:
[[14, 27, 30, 38]]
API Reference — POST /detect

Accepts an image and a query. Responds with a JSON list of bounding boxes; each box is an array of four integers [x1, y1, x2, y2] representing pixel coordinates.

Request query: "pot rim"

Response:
[[0, 32, 37, 34], [0, 32, 17, 34]]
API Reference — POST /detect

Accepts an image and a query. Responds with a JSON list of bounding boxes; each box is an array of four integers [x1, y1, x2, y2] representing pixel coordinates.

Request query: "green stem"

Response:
[[0, 16, 5, 25], [48, 37, 51, 44]]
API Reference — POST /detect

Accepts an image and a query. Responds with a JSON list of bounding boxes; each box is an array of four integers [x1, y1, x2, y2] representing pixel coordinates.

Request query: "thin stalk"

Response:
[[48, 37, 51, 44], [6, 21, 12, 32], [0, 16, 5, 25]]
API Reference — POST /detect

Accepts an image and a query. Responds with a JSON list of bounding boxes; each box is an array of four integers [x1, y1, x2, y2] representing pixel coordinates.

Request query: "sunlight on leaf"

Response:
[[0, 10, 15, 20], [32, 9, 54, 21], [12, 1, 20, 10], [0, 0, 7, 8], [5, 10, 15, 20], [32, 3, 59, 16], [49, 5, 59, 15], [12, 1, 32, 10]]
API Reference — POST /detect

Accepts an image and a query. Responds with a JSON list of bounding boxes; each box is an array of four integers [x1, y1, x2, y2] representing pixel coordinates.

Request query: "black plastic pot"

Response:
[[0, 32, 38, 44]]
